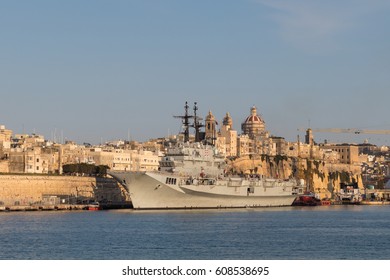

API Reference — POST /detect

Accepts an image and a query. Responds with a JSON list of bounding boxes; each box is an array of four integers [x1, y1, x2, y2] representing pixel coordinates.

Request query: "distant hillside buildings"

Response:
[[1, 106, 389, 189], [0, 125, 160, 174]]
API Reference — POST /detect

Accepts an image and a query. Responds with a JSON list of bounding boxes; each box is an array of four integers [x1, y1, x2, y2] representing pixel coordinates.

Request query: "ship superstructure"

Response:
[[336, 182, 362, 204], [159, 142, 225, 177]]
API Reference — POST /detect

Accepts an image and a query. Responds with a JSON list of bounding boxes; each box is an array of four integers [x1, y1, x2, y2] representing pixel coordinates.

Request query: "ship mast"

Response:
[[192, 102, 204, 143], [174, 101, 205, 143], [174, 101, 193, 143]]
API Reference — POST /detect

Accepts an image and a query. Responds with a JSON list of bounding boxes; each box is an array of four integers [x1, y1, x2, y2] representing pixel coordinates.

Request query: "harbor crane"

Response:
[[297, 127, 390, 145], [299, 128, 390, 135]]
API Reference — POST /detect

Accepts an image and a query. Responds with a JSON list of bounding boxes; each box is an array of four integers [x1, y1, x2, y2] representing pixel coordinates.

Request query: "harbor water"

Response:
[[1, 205, 390, 260]]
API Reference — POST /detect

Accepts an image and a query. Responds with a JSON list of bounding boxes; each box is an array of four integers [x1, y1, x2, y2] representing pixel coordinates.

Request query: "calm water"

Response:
[[1, 206, 390, 260]]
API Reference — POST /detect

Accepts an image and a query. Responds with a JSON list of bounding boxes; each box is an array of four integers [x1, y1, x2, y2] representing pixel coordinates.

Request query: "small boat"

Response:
[[292, 192, 321, 206], [336, 182, 362, 204], [87, 202, 101, 211]]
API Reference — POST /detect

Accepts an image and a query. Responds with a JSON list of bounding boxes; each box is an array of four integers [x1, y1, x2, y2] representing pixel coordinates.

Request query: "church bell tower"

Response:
[[205, 111, 217, 145]]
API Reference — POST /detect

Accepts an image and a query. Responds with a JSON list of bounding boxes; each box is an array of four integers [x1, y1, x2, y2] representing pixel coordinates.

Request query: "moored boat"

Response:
[[87, 202, 101, 211], [292, 192, 321, 206], [110, 169, 301, 209], [336, 182, 362, 204]]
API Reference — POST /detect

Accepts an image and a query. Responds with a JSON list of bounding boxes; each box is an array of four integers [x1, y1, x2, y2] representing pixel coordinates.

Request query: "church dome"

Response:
[[242, 106, 266, 138], [244, 106, 264, 124]]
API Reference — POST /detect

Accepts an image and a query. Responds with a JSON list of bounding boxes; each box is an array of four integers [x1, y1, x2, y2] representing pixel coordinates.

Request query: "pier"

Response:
[[0, 202, 133, 212], [0, 204, 86, 212]]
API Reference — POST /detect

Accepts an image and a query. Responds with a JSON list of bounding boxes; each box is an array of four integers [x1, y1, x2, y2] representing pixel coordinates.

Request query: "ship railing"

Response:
[[227, 178, 244, 187], [183, 177, 217, 186]]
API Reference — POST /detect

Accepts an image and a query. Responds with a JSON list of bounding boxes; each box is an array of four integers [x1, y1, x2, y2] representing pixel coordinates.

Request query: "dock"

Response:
[[360, 201, 390, 206], [0, 202, 133, 212]]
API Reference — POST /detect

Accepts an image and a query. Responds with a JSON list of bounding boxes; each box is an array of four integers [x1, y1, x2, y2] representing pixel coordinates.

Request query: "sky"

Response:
[[1, 0, 390, 146]]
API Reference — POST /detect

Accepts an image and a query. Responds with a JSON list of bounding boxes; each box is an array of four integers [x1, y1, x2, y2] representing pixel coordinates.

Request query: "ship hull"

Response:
[[110, 171, 297, 209]]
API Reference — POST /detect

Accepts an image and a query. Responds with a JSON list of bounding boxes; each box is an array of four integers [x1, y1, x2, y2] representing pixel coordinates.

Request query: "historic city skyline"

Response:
[[1, 0, 390, 145]]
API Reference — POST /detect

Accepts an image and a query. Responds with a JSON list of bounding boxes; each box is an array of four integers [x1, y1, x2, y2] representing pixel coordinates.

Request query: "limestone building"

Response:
[[0, 125, 12, 149], [205, 111, 217, 145], [12, 134, 45, 149], [9, 147, 60, 174], [219, 112, 238, 157], [237, 134, 252, 156], [0, 125, 11, 172], [320, 144, 359, 165], [84, 148, 159, 172]]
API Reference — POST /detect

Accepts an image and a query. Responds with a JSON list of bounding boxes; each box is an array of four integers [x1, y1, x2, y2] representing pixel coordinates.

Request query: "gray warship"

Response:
[[109, 102, 301, 209]]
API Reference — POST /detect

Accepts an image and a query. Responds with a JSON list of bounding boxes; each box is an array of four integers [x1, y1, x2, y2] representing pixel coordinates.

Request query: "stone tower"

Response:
[[222, 112, 233, 130], [205, 111, 217, 145]]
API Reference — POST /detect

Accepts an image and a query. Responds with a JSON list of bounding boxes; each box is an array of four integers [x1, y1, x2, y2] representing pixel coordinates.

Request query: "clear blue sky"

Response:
[[1, 0, 390, 145]]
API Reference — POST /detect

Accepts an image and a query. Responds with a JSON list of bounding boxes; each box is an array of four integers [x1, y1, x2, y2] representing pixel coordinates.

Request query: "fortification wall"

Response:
[[0, 161, 8, 173], [0, 175, 127, 206]]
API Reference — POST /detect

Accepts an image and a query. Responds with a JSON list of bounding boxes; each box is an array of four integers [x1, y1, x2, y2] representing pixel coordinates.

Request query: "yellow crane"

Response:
[[303, 128, 390, 135]]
